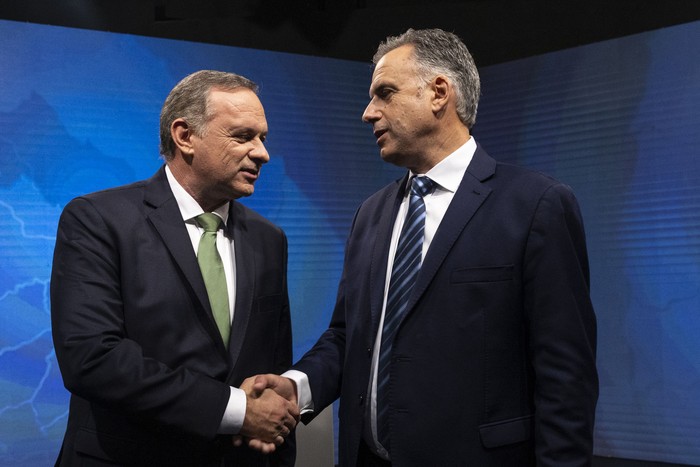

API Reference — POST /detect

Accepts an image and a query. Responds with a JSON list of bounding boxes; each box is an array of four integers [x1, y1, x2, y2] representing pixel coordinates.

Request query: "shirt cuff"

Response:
[[218, 386, 246, 434], [282, 369, 314, 414]]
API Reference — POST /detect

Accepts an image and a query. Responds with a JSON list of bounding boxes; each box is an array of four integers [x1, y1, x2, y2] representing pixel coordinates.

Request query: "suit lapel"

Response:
[[227, 202, 253, 367], [406, 145, 496, 313], [369, 176, 407, 333], [144, 167, 229, 356]]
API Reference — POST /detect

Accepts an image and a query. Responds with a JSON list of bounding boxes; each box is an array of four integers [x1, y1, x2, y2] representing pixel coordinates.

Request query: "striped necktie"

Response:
[[376, 175, 435, 453]]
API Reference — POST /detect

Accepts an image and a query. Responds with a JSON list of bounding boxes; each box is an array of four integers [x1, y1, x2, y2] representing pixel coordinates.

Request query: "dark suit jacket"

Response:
[[51, 166, 294, 466], [294, 144, 598, 467]]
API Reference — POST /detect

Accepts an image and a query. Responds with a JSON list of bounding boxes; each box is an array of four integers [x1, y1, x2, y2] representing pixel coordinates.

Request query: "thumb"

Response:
[[252, 373, 275, 392]]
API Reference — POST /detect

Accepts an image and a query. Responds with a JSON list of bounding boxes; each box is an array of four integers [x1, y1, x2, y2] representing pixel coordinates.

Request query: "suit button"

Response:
[[359, 394, 364, 405]]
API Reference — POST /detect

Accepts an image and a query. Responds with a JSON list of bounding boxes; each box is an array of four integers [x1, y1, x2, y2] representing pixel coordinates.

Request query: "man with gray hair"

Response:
[[252, 28, 598, 466], [51, 70, 297, 466]]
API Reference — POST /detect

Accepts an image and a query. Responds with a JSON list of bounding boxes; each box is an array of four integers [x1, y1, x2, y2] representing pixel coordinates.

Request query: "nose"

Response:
[[250, 138, 270, 165], [362, 99, 380, 123]]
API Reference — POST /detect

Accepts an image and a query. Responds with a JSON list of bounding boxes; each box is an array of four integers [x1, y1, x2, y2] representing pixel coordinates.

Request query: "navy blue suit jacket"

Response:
[[294, 144, 598, 467], [51, 166, 294, 466]]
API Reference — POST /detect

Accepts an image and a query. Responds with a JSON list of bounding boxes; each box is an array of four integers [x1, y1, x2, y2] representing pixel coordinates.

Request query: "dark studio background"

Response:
[[1, 0, 699, 65]]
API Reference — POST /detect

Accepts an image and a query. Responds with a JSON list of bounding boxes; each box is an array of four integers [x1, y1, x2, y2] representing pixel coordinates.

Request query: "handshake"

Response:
[[235, 374, 300, 453]]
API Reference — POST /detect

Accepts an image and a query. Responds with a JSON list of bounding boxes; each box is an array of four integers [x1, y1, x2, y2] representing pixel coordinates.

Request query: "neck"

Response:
[[166, 160, 226, 212], [411, 126, 471, 174]]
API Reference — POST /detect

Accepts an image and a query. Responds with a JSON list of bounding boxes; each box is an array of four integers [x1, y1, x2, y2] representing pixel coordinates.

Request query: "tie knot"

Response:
[[411, 176, 435, 198], [197, 213, 222, 233]]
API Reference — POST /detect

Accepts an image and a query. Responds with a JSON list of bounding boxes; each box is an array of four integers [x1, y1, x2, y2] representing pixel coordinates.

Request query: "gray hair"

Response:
[[373, 28, 480, 128], [159, 70, 258, 159]]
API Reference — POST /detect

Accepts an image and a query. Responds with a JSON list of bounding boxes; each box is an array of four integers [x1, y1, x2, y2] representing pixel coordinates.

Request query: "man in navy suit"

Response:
[[251, 29, 598, 466], [51, 70, 298, 466]]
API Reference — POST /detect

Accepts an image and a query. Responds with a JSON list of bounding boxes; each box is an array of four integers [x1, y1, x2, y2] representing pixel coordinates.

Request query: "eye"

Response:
[[231, 132, 252, 143], [374, 87, 396, 103]]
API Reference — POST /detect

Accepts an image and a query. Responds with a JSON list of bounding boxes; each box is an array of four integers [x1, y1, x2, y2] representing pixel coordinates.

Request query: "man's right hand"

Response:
[[250, 374, 298, 405], [235, 375, 300, 453]]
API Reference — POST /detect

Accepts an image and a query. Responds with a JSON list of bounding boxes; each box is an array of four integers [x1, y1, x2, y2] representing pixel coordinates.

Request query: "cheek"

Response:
[[221, 145, 248, 164], [391, 118, 412, 141], [391, 106, 420, 131], [399, 108, 429, 135]]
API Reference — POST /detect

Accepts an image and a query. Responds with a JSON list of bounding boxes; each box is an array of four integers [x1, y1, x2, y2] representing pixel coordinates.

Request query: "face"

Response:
[[362, 45, 435, 171], [189, 88, 269, 208]]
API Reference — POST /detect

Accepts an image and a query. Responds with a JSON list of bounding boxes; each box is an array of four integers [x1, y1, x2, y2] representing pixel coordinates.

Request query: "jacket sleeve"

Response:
[[523, 183, 599, 466], [51, 197, 231, 439]]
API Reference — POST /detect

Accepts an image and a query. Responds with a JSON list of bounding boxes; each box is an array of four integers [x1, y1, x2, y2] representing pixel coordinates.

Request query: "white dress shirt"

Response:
[[165, 166, 246, 433], [285, 137, 477, 456]]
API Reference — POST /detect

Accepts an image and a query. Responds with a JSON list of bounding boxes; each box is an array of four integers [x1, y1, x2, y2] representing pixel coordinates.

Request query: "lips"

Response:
[[241, 167, 260, 180], [373, 128, 388, 144]]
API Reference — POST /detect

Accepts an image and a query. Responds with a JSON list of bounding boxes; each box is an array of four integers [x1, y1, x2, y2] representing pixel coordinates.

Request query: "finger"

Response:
[[239, 376, 255, 391], [253, 374, 272, 392], [248, 438, 277, 453], [283, 412, 298, 430], [278, 425, 290, 438], [232, 435, 243, 447]]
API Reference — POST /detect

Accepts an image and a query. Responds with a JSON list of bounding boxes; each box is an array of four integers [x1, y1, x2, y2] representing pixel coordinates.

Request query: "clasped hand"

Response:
[[235, 374, 300, 453]]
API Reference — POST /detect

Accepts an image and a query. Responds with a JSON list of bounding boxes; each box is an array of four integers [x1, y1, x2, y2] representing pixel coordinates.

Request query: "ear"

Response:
[[431, 75, 450, 115], [171, 118, 195, 156]]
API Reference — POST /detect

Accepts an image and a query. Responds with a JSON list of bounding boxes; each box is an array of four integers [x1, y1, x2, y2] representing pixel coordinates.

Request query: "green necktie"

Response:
[[196, 213, 230, 348]]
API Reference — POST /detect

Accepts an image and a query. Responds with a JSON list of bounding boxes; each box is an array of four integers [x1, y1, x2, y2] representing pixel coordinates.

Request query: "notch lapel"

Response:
[[144, 167, 229, 356], [227, 202, 254, 367], [406, 146, 497, 314], [368, 176, 408, 335]]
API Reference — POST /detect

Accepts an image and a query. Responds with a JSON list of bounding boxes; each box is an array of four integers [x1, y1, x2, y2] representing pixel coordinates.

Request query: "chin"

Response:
[[379, 148, 393, 161], [380, 150, 403, 168], [234, 184, 256, 198]]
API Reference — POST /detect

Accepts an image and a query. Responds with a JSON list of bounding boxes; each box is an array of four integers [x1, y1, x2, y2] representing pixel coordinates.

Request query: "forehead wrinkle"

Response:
[[370, 50, 422, 96], [369, 67, 399, 97]]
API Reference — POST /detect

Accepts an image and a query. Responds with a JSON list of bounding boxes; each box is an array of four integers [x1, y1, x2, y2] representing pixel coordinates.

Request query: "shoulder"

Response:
[[489, 163, 586, 233], [78, 179, 149, 203], [495, 160, 559, 187], [61, 167, 174, 219], [492, 161, 577, 202], [468, 145, 582, 218], [471, 142, 566, 194], [60, 178, 150, 221]]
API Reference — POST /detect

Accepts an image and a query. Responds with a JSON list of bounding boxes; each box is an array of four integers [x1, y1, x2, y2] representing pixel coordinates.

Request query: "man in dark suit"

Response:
[[51, 70, 298, 466], [251, 29, 598, 466]]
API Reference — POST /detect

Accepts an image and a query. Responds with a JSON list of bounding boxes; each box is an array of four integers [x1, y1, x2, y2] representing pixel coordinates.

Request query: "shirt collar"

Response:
[[165, 165, 230, 225], [411, 136, 477, 194]]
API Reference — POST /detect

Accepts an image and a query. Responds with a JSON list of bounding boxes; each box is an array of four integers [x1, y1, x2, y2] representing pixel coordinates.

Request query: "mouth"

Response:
[[240, 167, 260, 181], [373, 128, 388, 145]]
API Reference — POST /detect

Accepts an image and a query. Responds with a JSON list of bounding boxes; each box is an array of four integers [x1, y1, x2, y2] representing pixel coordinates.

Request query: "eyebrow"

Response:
[[371, 81, 397, 98]]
